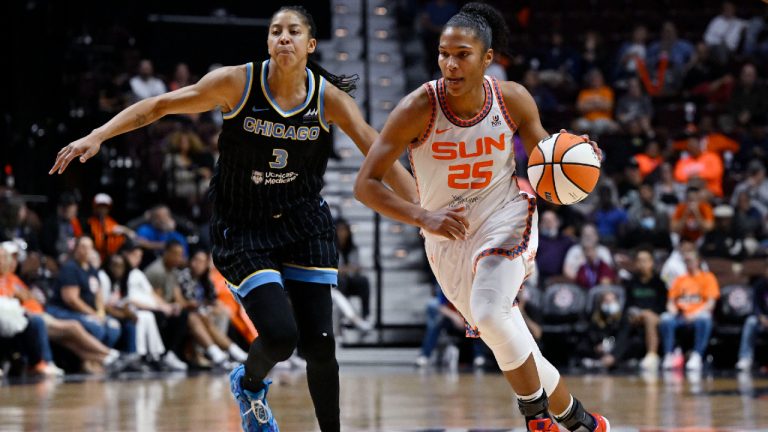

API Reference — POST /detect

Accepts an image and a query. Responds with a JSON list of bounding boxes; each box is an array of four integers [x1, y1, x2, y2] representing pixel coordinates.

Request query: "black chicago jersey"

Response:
[[210, 59, 333, 225]]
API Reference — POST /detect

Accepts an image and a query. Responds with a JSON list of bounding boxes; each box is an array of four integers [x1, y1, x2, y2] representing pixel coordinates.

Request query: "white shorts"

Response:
[[424, 192, 538, 333]]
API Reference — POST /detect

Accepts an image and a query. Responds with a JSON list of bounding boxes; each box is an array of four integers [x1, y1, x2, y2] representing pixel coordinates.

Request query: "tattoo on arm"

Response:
[[133, 113, 148, 128]]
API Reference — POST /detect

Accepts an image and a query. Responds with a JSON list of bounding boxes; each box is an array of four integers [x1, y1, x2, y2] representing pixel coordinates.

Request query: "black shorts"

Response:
[[211, 200, 338, 297]]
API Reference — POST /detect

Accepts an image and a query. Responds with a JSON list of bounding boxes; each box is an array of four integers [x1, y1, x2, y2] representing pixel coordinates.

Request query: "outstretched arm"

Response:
[[324, 84, 419, 204], [50, 65, 246, 174], [353, 86, 468, 240]]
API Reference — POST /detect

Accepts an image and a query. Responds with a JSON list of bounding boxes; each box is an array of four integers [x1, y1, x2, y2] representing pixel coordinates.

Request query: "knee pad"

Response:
[[470, 288, 532, 371]]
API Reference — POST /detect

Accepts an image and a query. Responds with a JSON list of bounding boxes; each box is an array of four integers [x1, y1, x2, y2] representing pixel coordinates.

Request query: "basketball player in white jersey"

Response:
[[355, 3, 610, 432]]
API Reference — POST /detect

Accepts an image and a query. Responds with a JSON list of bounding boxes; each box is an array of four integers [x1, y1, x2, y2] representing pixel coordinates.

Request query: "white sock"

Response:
[[554, 395, 574, 419], [518, 387, 544, 402]]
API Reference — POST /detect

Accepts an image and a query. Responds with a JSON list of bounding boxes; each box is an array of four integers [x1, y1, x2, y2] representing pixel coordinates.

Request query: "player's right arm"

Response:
[[50, 65, 246, 174], [353, 86, 468, 240]]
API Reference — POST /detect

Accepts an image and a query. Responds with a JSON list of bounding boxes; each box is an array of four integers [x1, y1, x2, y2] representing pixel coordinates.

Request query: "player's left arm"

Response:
[[323, 84, 419, 204], [500, 81, 603, 160]]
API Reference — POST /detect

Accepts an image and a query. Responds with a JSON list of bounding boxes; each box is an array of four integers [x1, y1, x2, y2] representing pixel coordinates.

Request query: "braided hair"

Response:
[[273, 6, 359, 95], [444, 2, 511, 55]]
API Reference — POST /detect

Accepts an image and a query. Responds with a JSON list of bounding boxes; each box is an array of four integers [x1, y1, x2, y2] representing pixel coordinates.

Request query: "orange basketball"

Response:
[[527, 133, 601, 205]]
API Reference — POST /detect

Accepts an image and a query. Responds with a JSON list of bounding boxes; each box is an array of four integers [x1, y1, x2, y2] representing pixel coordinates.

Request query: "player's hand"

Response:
[[417, 207, 469, 240], [559, 129, 603, 162], [49, 134, 103, 175]]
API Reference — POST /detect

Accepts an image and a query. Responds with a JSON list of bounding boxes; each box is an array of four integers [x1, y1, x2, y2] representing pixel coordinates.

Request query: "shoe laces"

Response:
[[243, 397, 271, 424]]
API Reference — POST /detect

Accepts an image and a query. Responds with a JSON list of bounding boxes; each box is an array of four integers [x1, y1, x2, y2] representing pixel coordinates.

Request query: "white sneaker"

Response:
[[473, 355, 486, 368], [103, 349, 120, 366], [42, 363, 65, 377], [415, 355, 429, 367], [227, 344, 249, 363], [206, 345, 229, 365], [162, 352, 188, 371], [736, 357, 752, 371], [685, 352, 703, 371], [640, 353, 660, 371], [443, 345, 459, 371], [662, 353, 676, 370]]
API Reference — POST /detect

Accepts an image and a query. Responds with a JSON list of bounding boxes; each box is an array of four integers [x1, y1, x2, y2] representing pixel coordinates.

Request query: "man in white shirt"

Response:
[[129, 59, 167, 101], [704, 2, 746, 53]]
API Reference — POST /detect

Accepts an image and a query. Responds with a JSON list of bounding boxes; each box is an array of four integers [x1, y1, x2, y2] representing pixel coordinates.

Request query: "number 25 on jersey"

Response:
[[448, 160, 493, 189]]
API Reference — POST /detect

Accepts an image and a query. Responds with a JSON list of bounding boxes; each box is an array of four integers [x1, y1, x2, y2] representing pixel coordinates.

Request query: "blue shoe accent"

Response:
[[229, 364, 280, 431]]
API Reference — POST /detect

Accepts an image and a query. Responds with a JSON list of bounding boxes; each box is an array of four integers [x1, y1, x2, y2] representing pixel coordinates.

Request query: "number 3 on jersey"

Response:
[[269, 149, 288, 169], [448, 160, 493, 189]]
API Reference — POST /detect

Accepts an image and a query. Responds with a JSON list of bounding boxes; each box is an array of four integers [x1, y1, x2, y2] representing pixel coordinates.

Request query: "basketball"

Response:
[[527, 132, 601, 205]]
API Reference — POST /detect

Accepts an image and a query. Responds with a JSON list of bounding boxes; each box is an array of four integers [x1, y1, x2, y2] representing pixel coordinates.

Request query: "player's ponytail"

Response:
[[444, 2, 511, 54], [274, 5, 359, 95]]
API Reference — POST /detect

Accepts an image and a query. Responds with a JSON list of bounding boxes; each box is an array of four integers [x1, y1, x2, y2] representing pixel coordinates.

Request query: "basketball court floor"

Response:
[[1, 365, 766, 431]]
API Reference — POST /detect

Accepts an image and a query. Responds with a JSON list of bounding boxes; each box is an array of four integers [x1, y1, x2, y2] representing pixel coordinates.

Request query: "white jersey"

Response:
[[409, 76, 522, 242]]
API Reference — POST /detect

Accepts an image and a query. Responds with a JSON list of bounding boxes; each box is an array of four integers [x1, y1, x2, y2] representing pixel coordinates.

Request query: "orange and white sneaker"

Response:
[[527, 418, 561, 432], [591, 413, 611, 432]]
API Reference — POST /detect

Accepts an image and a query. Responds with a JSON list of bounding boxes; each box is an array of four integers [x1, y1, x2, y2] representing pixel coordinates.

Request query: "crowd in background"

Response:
[[2, 0, 768, 377]]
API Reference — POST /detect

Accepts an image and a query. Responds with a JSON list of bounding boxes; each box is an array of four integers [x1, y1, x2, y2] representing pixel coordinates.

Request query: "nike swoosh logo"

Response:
[[436, 127, 453, 134], [252, 107, 270, 112]]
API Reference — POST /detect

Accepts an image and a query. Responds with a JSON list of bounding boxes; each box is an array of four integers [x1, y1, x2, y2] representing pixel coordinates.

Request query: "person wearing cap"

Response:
[[87, 193, 135, 261], [673, 128, 724, 197], [730, 160, 768, 218]]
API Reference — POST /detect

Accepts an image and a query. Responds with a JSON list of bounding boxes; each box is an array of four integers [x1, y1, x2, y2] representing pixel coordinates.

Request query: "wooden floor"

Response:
[[1, 366, 767, 431]]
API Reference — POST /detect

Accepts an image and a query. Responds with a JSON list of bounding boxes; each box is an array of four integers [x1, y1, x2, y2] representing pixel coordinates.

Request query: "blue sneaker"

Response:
[[229, 364, 279, 431]]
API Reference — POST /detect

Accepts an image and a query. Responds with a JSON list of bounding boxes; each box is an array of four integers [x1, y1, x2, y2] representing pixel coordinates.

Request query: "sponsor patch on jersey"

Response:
[[251, 170, 300, 186], [491, 114, 502, 128], [251, 170, 264, 185]]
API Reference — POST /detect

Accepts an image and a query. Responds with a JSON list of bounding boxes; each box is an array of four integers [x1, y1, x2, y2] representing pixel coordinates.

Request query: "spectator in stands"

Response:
[[522, 70, 558, 113], [0, 247, 64, 376], [335, 218, 371, 322], [91, 250, 138, 359], [591, 185, 627, 246], [418, 0, 459, 76], [646, 21, 694, 78], [729, 63, 768, 130], [624, 248, 667, 371], [575, 244, 616, 289], [703, 2, 747, 60], [0, 195, 40, 252], [168, 62, 193, 91], [163, 130, 212, 214], [614, 25, 649, 85], [41, 192, 85, 262], [731, 160, 768, 218], [45, 236, 122, 349], [177, 249, 248, 363], [624, 182, 672, 250], [563, 223, 613, 280], [415, 288, 486, 370], [660, 239, 698, 288], [671, 186, 715, 243], [615, 78, 653, 137], [655, 162, 685, 212], [120, 242, 188, 371], [129, 59, 167, 101], [1, 243, 122, 373], [700, 205, 747, 259], [660, 251, 719, 371], [736, 262, 768, 371], [87, 193, 134, 260], [682, 42, 733, 105], [579, 291, 629, 370], [536, 210, 574, 283], [732, 191, 764, 245], [144, 241, 230, 367], [573, 69, 619, 136], [136, 206, 188, 258], [578, 30, 608, 81], [633, 141, 663, 180], [535, 30, 580, 89], [674, 130, 724, 197]]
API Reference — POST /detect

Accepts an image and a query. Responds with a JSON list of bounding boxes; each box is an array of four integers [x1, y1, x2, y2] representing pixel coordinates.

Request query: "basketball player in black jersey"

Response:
[[50, 6, 417, 432]]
